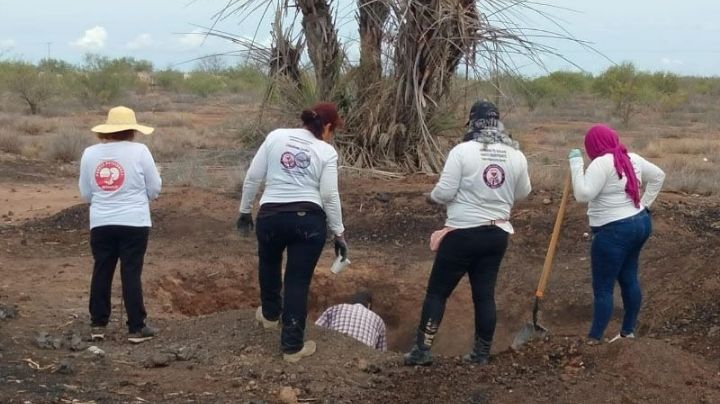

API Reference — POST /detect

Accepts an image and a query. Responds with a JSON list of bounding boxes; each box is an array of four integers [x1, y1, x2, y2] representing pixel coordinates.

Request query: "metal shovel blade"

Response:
[[511, 322, 548, 350]]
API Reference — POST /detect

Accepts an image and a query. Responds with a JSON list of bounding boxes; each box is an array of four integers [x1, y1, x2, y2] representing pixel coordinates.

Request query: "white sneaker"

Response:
[[255, 306, 279, 330], [608, 333, 635, 343], [90, 326, 106, 341], [283, 341, 317, 363]]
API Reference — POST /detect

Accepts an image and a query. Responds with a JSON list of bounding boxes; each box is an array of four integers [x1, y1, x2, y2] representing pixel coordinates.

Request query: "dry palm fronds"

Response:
[[209, 0, 592, 173]]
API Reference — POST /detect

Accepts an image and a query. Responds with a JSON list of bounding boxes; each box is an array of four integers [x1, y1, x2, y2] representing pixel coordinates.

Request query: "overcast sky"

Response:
[[1, 0, 718, 76]]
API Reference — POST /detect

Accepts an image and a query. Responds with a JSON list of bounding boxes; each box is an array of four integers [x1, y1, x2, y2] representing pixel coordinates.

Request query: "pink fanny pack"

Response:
[[430, 227, 455, 252], [429, 220, 508, 252]]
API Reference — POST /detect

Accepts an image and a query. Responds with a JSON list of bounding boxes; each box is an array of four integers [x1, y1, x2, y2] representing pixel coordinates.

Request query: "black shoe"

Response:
[[462, 352, 489, 365], [128, 326, 157, 344], [404, 345, 433, 366], [463, 337, 491, 365]]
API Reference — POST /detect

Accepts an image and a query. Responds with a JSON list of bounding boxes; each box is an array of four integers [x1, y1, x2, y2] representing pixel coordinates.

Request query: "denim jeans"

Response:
[[588, 210, 652, 340], [416, 226, 508, 349], [255, 211, 327, 354], [89, 225, 149, 333]]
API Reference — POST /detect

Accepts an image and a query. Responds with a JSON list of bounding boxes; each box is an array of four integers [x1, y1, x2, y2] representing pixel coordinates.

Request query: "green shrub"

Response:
[[155, 69, 185, 92], [73, 54, 150, 107], [224, 64, 268, 95], [182, 73, 225, 98], [593, 62, 646, 125], [0, 61, 63, 114]]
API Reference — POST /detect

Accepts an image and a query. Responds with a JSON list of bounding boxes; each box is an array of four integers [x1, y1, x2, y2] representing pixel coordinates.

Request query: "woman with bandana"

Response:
[[405, 100, 532, 366]]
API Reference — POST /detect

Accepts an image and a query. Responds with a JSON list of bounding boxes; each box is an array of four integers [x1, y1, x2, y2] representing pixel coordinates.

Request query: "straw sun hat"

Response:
[[91, 106, 154, 135]]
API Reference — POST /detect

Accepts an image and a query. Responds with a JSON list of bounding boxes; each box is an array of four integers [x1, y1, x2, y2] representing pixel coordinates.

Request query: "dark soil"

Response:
[[1, 158, 719, 403]]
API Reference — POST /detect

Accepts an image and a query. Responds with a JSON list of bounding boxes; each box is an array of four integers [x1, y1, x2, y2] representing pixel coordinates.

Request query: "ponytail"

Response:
[[300, 102, 343, 140], [300, 109, 323, 139]]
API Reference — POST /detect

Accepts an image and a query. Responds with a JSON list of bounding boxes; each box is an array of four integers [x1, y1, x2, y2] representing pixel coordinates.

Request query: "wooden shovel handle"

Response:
[[535, 173, 572, 298]]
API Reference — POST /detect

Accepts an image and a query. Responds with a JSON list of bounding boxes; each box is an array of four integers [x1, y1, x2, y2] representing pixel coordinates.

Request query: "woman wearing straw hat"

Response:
[[568, 124, 664, 344], [238, 102, 347, 363], [79, 106, 162, 343]]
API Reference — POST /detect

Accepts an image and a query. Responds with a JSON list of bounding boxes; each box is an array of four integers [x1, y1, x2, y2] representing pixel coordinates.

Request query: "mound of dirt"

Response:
[[22, 203, 89, 231], [3, 309, 718, 403]]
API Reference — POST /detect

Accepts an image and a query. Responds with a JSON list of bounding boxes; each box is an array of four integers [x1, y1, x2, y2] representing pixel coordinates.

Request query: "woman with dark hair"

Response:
[[238, 102, 348, 363], [404, 100, 531, 366], [79, 106, 162, 343], [568, 124, 665, 343]]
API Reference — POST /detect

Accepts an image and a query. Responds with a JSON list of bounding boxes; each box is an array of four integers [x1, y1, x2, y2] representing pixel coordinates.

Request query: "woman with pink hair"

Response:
[[568, 124, 665, 343]]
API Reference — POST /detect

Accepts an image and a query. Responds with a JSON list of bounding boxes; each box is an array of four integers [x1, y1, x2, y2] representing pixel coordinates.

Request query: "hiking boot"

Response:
[[255, 306, 279, 330], [608, 332, 636, 343], [128, 326, 157, 344], [90, 326, 106, 341], [283, 340, 317, 363], [404, 345, 433, 366], [463, 337, 491, 365]]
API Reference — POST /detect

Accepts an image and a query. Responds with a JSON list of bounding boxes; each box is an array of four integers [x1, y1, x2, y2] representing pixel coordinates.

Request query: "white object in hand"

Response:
[[330, 255, 350, 274]]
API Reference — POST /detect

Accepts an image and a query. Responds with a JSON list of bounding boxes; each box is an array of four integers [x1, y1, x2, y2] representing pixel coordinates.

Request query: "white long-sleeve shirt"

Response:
[[79, 141, 162, 229], [430, 141, 531, 233], [239, 128, 345, 236], [569, 153, 665, 227]]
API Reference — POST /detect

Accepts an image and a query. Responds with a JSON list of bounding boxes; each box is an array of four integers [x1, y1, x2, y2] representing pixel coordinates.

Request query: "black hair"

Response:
[[301, 109, 323, 139], [349, 290, 372, 308]]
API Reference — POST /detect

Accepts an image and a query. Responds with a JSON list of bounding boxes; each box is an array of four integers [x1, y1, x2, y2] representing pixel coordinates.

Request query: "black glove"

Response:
[[236, 213, 254, 237], [334, 235, 348, 261]]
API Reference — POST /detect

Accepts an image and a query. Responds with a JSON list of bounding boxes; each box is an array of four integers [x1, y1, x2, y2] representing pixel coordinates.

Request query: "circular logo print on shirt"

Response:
[[295, 152, 311, 169], [483, 164, 505, 189], [280, 152, 297, 169], [94, 161, 125, 191]]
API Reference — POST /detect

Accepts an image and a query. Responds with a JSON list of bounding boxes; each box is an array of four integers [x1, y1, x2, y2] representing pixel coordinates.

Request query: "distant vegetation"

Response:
[[0, 55, 718, 128], [0, 54, 269, 114]]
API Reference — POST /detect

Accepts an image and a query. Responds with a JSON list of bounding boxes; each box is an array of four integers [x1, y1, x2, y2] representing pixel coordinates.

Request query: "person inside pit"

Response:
[[315, 290, 387, 351]]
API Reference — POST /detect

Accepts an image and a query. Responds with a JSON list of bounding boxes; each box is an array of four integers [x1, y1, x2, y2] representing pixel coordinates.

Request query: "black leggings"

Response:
[[255, 211, 327, 354], [418, 226, 508, 345]]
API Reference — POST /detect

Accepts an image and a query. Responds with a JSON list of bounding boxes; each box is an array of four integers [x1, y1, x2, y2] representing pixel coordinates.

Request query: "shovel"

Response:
[[511, 173, 571, 350]]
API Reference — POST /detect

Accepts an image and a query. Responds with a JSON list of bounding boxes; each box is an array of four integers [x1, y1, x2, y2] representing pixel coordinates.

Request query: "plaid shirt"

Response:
[[315, 304, 387, 351]]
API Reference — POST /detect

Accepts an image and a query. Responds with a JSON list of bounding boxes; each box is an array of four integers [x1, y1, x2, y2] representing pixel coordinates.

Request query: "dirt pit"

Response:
[[2, 170, 720, 402]]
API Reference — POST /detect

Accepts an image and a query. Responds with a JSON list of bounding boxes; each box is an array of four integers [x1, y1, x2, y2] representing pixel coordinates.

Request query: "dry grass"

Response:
[[536, 131, 578, 148], [529, 165, 564, 192], [46, 131, 94, 162], [0, 132, 23, 154], [140, 129, 212, 161], [15, 116, 56, 136], [662, 157, 718, 195], [152, 113, 195, 129], [643, 138, 720, 158]]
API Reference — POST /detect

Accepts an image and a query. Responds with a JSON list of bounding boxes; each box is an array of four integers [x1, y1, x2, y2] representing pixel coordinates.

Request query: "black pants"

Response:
[[89, 225, 149, 333], [417, 225, 508, 347], [256, 211, 327, 354]]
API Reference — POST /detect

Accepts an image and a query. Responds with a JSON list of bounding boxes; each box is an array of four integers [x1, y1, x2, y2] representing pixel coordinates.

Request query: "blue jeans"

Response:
[[588, 210, 652, 340]]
